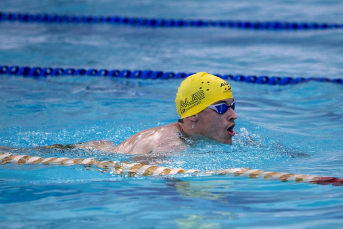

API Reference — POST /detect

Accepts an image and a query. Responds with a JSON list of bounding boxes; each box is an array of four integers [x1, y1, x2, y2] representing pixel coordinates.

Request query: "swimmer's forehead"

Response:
[[212, 98, 234, 105]]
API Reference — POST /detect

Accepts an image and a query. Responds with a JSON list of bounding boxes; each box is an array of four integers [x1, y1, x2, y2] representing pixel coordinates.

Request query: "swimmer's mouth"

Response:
[[227, 124, 235, 136]]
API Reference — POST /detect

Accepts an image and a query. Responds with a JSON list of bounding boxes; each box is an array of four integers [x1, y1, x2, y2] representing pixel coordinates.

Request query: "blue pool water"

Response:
[[1, 0, 343, 228]]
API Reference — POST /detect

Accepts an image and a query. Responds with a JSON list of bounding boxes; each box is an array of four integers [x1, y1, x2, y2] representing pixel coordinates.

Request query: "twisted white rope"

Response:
[[0, 152, 326, 184]]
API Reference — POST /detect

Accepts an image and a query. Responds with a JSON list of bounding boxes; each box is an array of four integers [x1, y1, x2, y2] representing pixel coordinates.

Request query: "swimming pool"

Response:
[[1, 0, 343, 228]]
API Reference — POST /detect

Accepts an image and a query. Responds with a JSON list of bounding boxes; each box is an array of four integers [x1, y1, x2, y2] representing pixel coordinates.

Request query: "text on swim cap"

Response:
[[221, 82, 232, 93], [179, 90, 205, 114]]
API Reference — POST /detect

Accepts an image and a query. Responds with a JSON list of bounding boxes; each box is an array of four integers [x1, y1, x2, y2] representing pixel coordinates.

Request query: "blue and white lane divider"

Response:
[[1, 12, 342, 30], [0, 65, 342, 85]]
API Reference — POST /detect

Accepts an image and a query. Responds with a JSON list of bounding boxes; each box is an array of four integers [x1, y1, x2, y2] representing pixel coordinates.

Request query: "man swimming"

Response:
[[0, 72, 237, 155], [75, 72, 237, 154]]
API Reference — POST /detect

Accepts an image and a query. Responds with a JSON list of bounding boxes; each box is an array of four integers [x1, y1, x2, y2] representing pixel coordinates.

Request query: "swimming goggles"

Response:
[[207, 102, 235, 114]]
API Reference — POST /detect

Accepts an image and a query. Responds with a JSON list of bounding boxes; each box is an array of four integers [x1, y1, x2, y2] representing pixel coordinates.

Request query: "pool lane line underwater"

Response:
[[1, 152, 342, 186], [1, 12, 342, 30], [1, 66, 342, 85]]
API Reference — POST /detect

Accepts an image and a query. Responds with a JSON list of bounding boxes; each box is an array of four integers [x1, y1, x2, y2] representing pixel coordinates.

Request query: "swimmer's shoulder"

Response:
[[112, 122, 183, 154]]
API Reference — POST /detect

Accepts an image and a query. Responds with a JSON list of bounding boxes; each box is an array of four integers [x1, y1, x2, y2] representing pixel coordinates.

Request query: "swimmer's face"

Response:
[[197, 98, 237, 144]]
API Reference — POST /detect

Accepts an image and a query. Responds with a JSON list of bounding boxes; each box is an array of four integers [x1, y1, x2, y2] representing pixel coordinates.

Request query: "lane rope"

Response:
[[1, 152, 342, 186], [1, 65, 342, 85], [1, 12, 342, 30]]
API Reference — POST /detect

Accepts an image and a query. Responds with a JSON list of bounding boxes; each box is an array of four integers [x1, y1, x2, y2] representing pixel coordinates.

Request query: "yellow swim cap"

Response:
[[175, 72, 233, 118]]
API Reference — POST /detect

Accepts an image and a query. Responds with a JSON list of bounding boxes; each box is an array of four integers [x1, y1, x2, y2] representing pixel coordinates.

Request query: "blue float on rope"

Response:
[[244, 75, 257, 83], [151, 71, 163, 79], [63, 68, 75, 75], [140, 70, 152, 79], [51, 68, 63, 76], [161, 72, 175, 79], [233, 75, 245, 81], [17, 66, 30, 76], [40, 68, 52, 76], [109, 70, 119, 77], [96, 69, 109, 76], [256, 76, 269, 84], [221, 74, 233, 80], [175, 72, 187, 79], [129, 70, 142, 78], [28, 67, 41, 76], [74, 68, 86, 75], [6, 66, 19, 74], [268, 76, 281, 85], [119, 70, 131, 78]]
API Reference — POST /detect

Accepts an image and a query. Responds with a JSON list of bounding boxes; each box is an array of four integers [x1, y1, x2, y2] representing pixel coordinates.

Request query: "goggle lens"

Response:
[[214, 102, 235, 114]]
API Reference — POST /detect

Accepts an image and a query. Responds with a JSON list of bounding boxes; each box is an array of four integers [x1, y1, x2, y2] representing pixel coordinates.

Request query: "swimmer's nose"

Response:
[[227, 108, 237, 121]]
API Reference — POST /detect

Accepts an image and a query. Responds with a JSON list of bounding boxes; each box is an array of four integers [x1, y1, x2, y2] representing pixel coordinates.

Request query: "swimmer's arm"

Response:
[[0, 146, 18, 152], [0, 140, 116, 154], [37, 140, 116, 152], [74, 140, 115, 152], [0, 145, 77, 154]]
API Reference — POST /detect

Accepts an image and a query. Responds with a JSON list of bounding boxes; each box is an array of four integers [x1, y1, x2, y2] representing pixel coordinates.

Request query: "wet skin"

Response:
[[76, 123, 185, 154], [76, 98, 237, 154]]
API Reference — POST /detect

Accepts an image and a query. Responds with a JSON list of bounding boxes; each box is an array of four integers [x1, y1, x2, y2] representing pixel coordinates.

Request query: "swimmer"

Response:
[[75, 72, 237, 154], [0, 72, 237, 155]]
